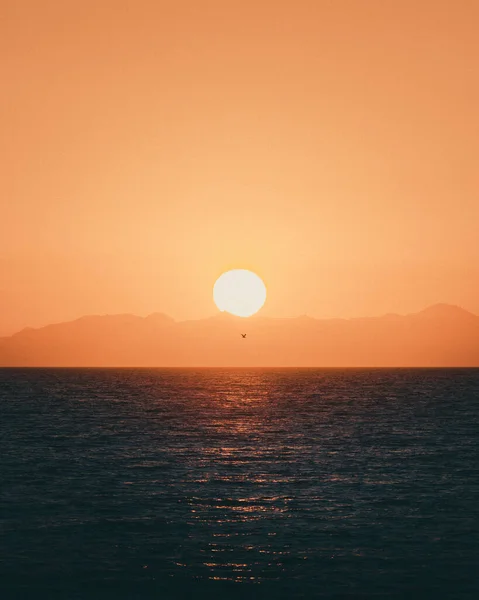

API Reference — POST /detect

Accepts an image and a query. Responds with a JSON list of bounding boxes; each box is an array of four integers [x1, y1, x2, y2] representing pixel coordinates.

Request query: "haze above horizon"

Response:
[[1, 302, 478, 368]]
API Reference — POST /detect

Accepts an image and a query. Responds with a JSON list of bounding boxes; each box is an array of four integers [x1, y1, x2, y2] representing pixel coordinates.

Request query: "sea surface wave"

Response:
[[1, 368, 478, 599]]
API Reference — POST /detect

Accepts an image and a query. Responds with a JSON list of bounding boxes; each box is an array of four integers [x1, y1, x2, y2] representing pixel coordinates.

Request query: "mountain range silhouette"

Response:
[[1, 304, 478, 367]]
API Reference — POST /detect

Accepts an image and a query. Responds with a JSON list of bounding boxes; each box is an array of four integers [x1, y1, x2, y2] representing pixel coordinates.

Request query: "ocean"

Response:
[[1, 368, 478, 599]]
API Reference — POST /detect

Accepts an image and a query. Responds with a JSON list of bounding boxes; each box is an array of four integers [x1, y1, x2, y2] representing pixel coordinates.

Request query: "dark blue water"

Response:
[[1, 369, 478, 599]]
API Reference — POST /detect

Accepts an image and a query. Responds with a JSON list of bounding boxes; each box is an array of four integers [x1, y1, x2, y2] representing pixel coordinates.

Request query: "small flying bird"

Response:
[[241, 333, 247, 338]]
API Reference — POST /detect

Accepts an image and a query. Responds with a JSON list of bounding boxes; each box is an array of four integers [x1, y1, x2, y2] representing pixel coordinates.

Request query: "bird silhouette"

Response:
[[241, 333, 247, 338]]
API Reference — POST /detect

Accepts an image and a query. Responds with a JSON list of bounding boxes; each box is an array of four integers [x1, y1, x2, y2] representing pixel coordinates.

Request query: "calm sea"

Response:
[[1, 368, 478, 599]]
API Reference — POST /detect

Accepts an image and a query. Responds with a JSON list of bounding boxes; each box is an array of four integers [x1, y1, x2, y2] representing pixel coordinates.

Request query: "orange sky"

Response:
[[1, 0, 478, 336]]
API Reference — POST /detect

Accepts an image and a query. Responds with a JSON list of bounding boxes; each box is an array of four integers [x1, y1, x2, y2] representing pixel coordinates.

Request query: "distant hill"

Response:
[[0, 304, 478, 367]]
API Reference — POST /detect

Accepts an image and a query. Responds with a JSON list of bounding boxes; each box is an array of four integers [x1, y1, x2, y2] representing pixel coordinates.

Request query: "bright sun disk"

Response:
[[213, 269, 267, 317]]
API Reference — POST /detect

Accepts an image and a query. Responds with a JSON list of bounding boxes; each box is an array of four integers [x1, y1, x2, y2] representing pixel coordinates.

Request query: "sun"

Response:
[[213, 269, 267, 317]]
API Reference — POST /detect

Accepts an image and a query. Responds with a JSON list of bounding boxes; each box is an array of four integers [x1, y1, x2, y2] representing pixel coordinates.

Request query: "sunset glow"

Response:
[[2, 0, 479, 365]]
